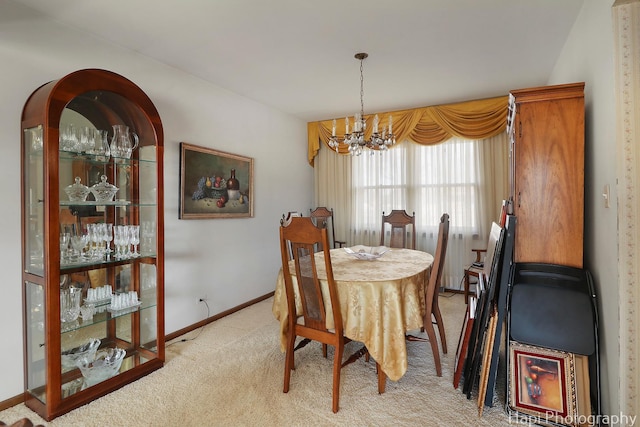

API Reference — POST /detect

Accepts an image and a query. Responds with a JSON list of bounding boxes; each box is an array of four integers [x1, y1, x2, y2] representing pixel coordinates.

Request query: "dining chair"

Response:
[[309, 207, 346, 249], [380, 210, 416, 249], [283, 211, 303, 221], [279, 215, 349, 413], [406, 213, 450, 377], [463, 222, 502, 303], [281, 211, 304, 258], [0, 418, 44, 427]]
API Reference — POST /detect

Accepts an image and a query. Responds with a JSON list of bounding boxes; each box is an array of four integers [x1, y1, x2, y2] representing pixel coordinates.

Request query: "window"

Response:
[[314, 131, 508, 290], [352, 137, 484, 240]]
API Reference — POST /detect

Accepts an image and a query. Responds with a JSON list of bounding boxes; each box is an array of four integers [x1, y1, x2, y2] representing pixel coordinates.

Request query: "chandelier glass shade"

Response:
[[327, 53, 396, 156]]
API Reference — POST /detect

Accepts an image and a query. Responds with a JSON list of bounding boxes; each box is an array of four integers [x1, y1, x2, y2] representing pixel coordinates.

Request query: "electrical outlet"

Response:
[[198, 295, 207, 303]]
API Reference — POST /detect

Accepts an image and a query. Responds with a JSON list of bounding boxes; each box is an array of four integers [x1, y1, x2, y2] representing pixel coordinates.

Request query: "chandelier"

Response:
[[328, 53, 396, 156]]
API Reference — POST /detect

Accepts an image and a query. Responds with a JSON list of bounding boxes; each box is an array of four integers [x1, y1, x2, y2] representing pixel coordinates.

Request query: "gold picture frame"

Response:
[[179, 143, 254, 219], [509, 341, 578, 426]]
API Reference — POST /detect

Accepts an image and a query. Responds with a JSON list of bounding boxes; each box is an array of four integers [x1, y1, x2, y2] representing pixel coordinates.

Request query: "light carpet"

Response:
[[0, 293, 516, 426]]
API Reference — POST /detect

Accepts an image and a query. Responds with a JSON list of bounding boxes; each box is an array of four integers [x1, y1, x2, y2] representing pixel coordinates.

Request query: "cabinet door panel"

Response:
[[512, 88, 584, 267]]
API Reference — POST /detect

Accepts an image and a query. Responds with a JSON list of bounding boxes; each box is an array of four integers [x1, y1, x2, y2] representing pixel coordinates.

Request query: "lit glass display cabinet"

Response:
[[21, 69, 164, 420]]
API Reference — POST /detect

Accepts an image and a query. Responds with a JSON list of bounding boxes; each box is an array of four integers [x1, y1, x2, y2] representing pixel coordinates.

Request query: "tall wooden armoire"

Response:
[[507, 82, 585, 267]]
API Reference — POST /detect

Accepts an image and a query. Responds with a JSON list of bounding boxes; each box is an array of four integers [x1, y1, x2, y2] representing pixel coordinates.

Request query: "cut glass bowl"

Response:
[[76, 347, 126, 386], [344, 245, 390, 260], [61, 338, 101, 370]]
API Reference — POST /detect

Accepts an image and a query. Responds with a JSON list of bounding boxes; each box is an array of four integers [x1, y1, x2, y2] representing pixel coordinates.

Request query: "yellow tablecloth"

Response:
[[272, 248, 434, 382]]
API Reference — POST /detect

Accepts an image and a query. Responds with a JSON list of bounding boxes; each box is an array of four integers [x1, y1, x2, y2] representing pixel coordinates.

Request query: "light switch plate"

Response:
[[603, 184, 610, 208]]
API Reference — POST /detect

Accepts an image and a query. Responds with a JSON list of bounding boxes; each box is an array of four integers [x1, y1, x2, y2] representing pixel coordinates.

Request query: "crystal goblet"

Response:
[[60, 232, 70, 264], [70, 234, 89, 261], [129, 225, 140, 257]]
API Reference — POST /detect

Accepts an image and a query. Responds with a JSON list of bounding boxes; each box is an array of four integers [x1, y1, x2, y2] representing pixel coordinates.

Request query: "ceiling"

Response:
[[8, 0, 584, 122]]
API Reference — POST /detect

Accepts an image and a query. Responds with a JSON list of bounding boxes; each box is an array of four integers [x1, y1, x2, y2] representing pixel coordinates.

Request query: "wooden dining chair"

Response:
[[279, 215, 348, 413], [309, 207, 346, 249], [281, 211, 304, 258], [380, 210, 416, 249], [406, 213, 450, 376], [463, 223, 502, 303]]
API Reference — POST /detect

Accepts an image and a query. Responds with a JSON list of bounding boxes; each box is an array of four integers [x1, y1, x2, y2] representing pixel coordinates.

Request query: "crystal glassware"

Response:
[[76, 347, 126, 387], [61, 338, 101, 370], [60, 123, 79, 152], [92, 129, 111, 161], [129, 225, 140, 257], [88, 224, 103, 260], [60, 287, 81, 323], [110, 124, 139, 159], [113, 225, 125, 259], [78, 126, 94, 153], [103, 223, 113, 257], [70, 234, 89, 261], [60, 232, 70, 264], [90, 175, 119, 202], [80, 303, 96, 322]]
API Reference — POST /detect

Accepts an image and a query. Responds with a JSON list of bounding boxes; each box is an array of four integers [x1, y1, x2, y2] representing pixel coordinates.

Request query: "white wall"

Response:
[[548, 0, 619, 419], [0, 3, 312, 401]]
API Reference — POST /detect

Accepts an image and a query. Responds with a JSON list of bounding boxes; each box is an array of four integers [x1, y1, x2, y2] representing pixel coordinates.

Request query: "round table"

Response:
[[273, 247, 434, 382]]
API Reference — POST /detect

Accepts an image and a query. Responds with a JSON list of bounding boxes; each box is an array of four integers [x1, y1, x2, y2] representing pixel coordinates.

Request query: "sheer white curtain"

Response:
[[314, 132, 508, 290]]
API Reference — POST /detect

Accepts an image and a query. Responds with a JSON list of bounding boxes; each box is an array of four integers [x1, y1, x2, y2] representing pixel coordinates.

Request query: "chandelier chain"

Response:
[[327, 52, 396, 155], [360, 58, 365, 120]]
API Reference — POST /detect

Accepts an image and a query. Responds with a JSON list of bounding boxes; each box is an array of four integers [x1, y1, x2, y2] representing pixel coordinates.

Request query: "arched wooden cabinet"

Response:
[[20, 69, 164, 420]]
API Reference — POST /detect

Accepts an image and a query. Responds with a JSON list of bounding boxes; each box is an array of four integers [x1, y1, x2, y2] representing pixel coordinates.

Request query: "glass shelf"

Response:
[[58, 150, 157, 165], [60, 301, 157, 334], [60, 253, 157, 271], [59, 200, 132, 207]]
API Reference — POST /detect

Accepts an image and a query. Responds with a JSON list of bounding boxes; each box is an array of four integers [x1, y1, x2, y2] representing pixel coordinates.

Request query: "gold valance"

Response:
[[307, 95, 509, 165]]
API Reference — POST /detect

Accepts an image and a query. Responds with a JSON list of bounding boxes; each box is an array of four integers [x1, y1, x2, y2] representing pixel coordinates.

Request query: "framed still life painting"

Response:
[[509, 341, 579, 426], [179, 143, 254, 219]]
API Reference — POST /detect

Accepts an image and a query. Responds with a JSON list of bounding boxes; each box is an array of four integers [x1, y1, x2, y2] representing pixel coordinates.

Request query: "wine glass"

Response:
[[112, 225, 121, 259], [129, 225, 140, 257], [103, 223, 113, 257], [59, 232, 70, 264], [70, 233, 88, 261], [89, 224, 103, 260], [114, 225, 127, 259]]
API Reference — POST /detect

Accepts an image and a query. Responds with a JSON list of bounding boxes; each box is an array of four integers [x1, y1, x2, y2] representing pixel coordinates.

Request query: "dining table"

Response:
[[272, 246, 434, 385]]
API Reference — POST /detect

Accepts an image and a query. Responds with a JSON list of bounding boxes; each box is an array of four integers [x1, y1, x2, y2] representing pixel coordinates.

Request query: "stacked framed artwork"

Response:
[[506, 263, 600, 426], [454, 205, 600, 426]]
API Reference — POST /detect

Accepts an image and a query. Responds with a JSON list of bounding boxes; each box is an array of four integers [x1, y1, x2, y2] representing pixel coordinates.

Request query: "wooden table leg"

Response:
[[376, 362, 386, 394]]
